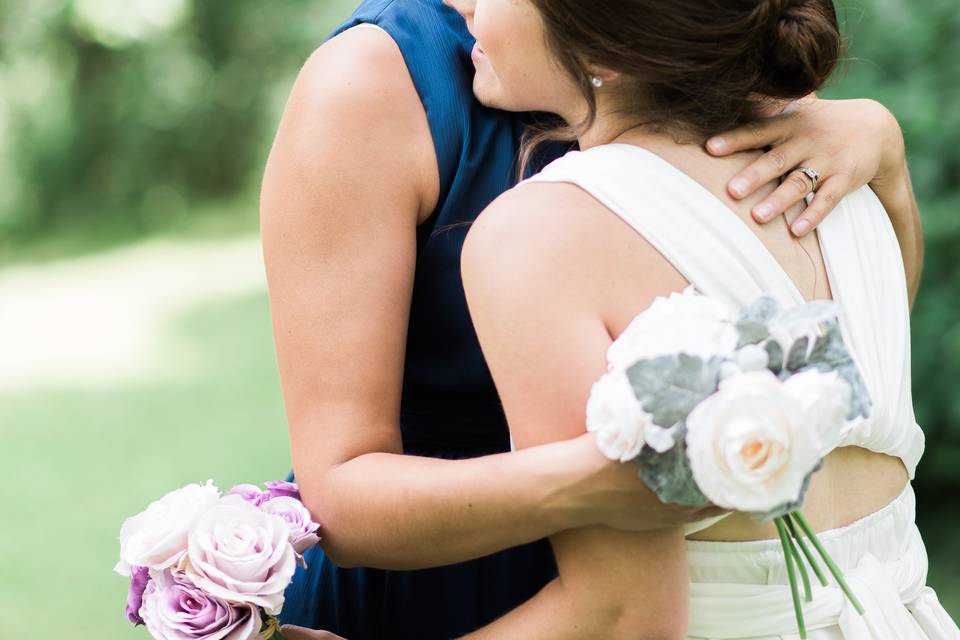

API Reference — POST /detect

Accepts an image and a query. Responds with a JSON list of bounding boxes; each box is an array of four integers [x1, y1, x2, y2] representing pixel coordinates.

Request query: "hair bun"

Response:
[[754, 0, 842, 99]]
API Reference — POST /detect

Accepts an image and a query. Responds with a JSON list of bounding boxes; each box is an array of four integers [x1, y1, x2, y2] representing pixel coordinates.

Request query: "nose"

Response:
[[443, 0, 475, 21]]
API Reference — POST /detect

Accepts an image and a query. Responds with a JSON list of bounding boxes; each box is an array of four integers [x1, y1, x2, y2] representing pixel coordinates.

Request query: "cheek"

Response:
[[471, 1, 555, 104]]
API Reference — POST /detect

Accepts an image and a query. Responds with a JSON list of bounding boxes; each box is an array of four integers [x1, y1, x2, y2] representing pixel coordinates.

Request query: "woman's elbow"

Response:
[[296, 480, 361, 568]]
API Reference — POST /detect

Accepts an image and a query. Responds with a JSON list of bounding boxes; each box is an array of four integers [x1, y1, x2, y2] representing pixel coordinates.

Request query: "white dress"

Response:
[[524, 144, 960, 639]]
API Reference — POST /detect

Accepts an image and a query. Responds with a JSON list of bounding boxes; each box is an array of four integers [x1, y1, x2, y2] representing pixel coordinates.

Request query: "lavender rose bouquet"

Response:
[[586, 287, 870, 639], [115, 480, 321, 640]]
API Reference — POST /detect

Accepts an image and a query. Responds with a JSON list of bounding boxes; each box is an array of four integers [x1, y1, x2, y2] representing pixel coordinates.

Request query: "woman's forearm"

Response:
[[868, 108, 924, 307], [304, 438, 594, 570]]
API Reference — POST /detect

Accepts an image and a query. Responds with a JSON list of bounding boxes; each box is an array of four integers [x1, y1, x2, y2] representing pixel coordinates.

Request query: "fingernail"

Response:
[[730, 178, 749, 198], [792, 219, 811, 236], [708, 137, 726, 153], [754, 202, 774, 221]]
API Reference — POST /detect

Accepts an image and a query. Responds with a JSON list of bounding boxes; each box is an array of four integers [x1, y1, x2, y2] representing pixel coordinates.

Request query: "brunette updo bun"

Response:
[[753, 0, 843, 99], [524, 0, 844, 148]]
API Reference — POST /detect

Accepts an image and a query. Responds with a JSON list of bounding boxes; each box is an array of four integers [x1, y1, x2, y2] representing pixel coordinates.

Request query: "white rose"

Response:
[[643, 424, 678, 454], [183, 495, 296, 615], [607, 287, 737, 371], [116, 481, 220, 574], [735, 344, 769, 372], [782, 369, 852, 456], [686, 371, 822, 513], [586, 371, 653, 462]]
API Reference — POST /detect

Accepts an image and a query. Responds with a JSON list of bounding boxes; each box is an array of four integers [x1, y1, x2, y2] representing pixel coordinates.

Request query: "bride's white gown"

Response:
[[525, 144, 960, 639]]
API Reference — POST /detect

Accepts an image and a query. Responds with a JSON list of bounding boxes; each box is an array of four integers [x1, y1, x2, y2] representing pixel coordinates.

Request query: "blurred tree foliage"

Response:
[[0, 1, 956, 483], [0, 0, 356, 245]]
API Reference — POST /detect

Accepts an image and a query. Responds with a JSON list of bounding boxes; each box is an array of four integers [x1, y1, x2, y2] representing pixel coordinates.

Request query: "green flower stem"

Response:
[[792, 512, 866, 616], [775, 517, 808, 639], [783, 520, 813, 602], [786, 514, 829, 587]]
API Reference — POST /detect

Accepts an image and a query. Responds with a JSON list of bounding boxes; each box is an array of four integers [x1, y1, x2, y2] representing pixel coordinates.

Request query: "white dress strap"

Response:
[[525, 144, 806, 311]]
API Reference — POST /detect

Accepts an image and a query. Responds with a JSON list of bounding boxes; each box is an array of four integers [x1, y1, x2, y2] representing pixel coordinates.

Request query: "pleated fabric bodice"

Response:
[[526, 143, 925, 477]]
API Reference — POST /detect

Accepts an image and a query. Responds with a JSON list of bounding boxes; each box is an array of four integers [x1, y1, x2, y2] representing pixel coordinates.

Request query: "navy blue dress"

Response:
[[279, 1, 563, 638]]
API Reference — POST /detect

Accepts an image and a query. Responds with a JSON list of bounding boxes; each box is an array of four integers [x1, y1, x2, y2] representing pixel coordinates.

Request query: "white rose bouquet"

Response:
[[115, 480, 321, 640], [587, 287, 870, 639]]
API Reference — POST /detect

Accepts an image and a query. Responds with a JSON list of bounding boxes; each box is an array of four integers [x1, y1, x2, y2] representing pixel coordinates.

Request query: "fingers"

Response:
[[785, 175, 849, 238], [706, 116, 789, 158], [281, 625, 347, 640], [749, 167, 815, 224], [724, 143, 803, 202]]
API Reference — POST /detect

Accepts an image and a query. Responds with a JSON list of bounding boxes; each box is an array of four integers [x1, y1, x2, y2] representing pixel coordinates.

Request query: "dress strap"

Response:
[[331, 0, 475, 206], [524, 144, 806, 311]]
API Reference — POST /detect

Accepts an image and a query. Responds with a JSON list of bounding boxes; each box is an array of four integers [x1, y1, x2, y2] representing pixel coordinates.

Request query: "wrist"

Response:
[[533, 434, 609, 530]]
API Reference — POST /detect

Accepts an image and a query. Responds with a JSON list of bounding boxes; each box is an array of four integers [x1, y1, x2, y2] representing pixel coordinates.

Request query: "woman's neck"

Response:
[[576, 109, 701, 152]]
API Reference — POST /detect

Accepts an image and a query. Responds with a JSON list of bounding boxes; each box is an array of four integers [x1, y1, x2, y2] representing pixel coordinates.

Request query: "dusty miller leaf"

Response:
[[626, 354, 724, 429], [636, 422, 710, 508], [735, 295, 779, 348]]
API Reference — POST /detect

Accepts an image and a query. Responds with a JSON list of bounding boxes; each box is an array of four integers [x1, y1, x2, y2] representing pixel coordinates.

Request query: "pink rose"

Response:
[[183, 496, 296, 615], [259, 496, 321, 554]]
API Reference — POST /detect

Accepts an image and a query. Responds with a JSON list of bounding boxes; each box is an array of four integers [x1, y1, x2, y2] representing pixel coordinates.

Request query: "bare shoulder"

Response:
[[462, 181, 612, 290], [462, 179, 689, 330], [263, 25, 438, 223], [295, 26, 418, 123]]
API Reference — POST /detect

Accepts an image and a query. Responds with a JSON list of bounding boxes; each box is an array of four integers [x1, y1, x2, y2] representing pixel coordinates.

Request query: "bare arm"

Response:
[[261, 27, 706, 572], [460, 184, 691, 639], [708, 98, 924, 305]]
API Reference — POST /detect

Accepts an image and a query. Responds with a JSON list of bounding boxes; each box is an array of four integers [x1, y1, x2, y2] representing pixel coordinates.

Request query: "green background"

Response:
[[0, 1, 956, 638]]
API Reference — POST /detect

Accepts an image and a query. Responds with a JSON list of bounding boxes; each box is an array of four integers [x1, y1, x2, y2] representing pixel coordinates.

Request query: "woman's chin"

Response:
[[472, 77, 522, 112]]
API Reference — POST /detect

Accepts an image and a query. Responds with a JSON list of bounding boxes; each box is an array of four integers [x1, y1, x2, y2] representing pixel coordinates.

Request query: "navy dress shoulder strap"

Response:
[[333, 0, 492, 210], [280, 2, 558, 638]]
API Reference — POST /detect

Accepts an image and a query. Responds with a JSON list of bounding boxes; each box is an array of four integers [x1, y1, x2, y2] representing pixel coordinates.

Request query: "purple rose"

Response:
[[225, 483, 266, 506], [125, 565, 150, 625], [259, 496, 321, 554], [263, 480, 301, 502], [140, 570, 261, 640]]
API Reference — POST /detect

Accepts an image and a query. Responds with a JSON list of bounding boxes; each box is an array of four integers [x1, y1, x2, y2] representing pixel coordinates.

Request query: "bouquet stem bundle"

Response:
[[775, 512, 865, 639]]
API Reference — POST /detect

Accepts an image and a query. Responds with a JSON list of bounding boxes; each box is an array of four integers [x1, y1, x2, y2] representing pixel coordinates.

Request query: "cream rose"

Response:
[[183, 495, 296, 615], [586, 371, 653, 462], [607, 287, 737, 371], [117, 481, 220, 574], [686, 371, 822, 513]]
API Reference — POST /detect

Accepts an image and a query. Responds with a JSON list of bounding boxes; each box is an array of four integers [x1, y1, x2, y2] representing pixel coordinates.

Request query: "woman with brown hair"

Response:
[[266, 0, 939, 637], [433, 0, 955, 637]]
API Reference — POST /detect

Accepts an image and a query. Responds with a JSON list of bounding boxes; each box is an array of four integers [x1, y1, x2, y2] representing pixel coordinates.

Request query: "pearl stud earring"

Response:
[[591, 76, 604, 88]]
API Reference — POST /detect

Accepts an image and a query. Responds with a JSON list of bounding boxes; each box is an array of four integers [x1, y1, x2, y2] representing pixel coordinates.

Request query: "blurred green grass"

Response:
[[0, 234, 290, 638], [0, 0, 957, 636], [0, 228, 957, 637]]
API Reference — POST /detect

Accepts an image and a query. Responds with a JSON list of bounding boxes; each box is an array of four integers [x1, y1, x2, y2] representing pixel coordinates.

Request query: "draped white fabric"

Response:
[[524, 145, 956, 638], [684, 485, 958, 638], [526, 143, 923, 478]]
